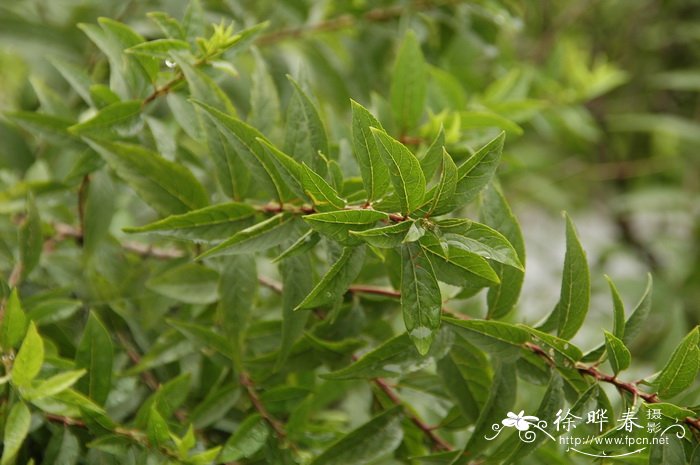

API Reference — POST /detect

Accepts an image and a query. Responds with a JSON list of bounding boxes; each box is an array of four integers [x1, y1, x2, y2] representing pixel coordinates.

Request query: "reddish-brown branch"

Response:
[[373, 376, 453, 451], [45, 413, 86, 427], [239, 372, 289, 443], [524, 341, 700, 433]]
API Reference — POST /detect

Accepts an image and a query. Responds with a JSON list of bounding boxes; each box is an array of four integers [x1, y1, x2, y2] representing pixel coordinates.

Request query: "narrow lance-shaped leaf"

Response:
[[75, 312, 114, 405], [438, 218, 523, 270], [655, 326, 700, 399], [219, 255, 257, 371], [323, 328, 453, 380], [276, 245, 313, 370], [148, 263, 219, 304], [300, 163, 345, 212], [425, 149, 458, 216], [419, 232, 500, 284], [371, 128, 426, 215], [606, 275, 626, 339], [126, 38, 190, 59], [124, 203, 256, 242], [539, 213, 590, 340], [480, 183, 526, 319], [420, 126, 445, 181], [401, 243, 442, 355], [390, 30, 427, 132], [1, 402, 31, 465], [463, 359, 517, 454], [0, 289, 27, 350], [296, 246, 366, 310], [308, 407, 404, 465], [218, 414, 269, 462], [192, 99, 291, 202], [350, 221, 412, 248], [350, 99, 390, 201], [451, 131, 505, 208], [12, 322, 44, 388], [87, 139, 208, 216], [285, 76, 328, 174], [18, 195, 42, 281], [623, 273, 653, 345], [603, 331, 631, 375], [198, 213, 298, 258], [303, 209, 388, 246], [69, 100, 142, 137]]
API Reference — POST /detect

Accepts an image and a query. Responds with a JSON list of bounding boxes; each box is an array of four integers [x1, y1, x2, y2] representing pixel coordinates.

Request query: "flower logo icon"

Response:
[[502, 411, 539, 431]]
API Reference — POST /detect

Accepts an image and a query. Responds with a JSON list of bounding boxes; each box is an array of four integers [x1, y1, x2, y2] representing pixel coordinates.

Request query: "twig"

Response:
[[525, 341, 700, 433], [239, 372, 290, 445], [373, 376, 453, 451], [116, 332, 161, 391], [258, 275, 283, 294]]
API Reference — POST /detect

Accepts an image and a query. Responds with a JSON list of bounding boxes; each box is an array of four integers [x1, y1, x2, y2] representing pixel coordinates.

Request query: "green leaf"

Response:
[[75, 313, 113, 406], [22, 370, 86, 401], [323, 328, 453, 380], [69, 100, 142, 137], [284, 76, 328, 174], [218, 414, 269, 462], [540, 213, 590, 340], [51, 58, 93, 105], [1, 402, 31, 465], [146, 12, 185, 39], [603, 331, 631, 374], [147, 404, 171, 449], [218, 255, 257, 370], [0, 289, 27, 350], [425, 149, 458, 216], [459, 111, 523, 136], [401, 243, 442, 355], [249, 49, 280, 134], [371, 128, 426, 215], [452, 131, 505, 208], [480, 183, 526, 319], [463, 359, 517, 453], [124, 203, 256, 242], [436, 339, 491, 423], [83, 170, 115, 257], [523, 326, 583, 362], [443, 318, 528, 358], [420, 127, 445, 182], [301, 163, 345, 212], [655, 326, 700, 399], [309, 407, 404, 465], [303, 210, 388, 245], [605, 275, 626, 339], [198, 213, 298, 258], [296, 246, 365, 310], [273, 230, 320, 263], [419, 232, 500, 284], [126, 39, 190, 59], [350, 221, 412, 248], [390, 30, 426, 131], [12, 322, 44, 388], [193, 99, 291, 202], [18, 195, 42, 281], [350, 100, 390, 201], [148, 263, 219, 304], [277, 248, 313, 369], [87, 139, 208, 215], [623, 273, 653, 345], [438, 218, 523, 270], [255, 137, 307, 201], [168, 320, 234, 360], [7, 112, 75, 141]]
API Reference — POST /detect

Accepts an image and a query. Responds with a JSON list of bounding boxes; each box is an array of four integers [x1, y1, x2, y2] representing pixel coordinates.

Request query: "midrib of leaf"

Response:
[[358, 124, 377, 200], [376, 136, 410, 214]]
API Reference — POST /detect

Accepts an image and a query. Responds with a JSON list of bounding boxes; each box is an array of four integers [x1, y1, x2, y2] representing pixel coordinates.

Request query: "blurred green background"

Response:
[[1, 0, 698, 388]]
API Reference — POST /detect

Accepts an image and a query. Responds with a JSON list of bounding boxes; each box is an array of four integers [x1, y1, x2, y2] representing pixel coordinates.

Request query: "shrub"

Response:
[[0, 1, 698, 464]]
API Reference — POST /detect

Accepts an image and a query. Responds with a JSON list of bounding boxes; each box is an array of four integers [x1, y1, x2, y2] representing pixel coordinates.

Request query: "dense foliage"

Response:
[[0, 1, 699, 464]]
